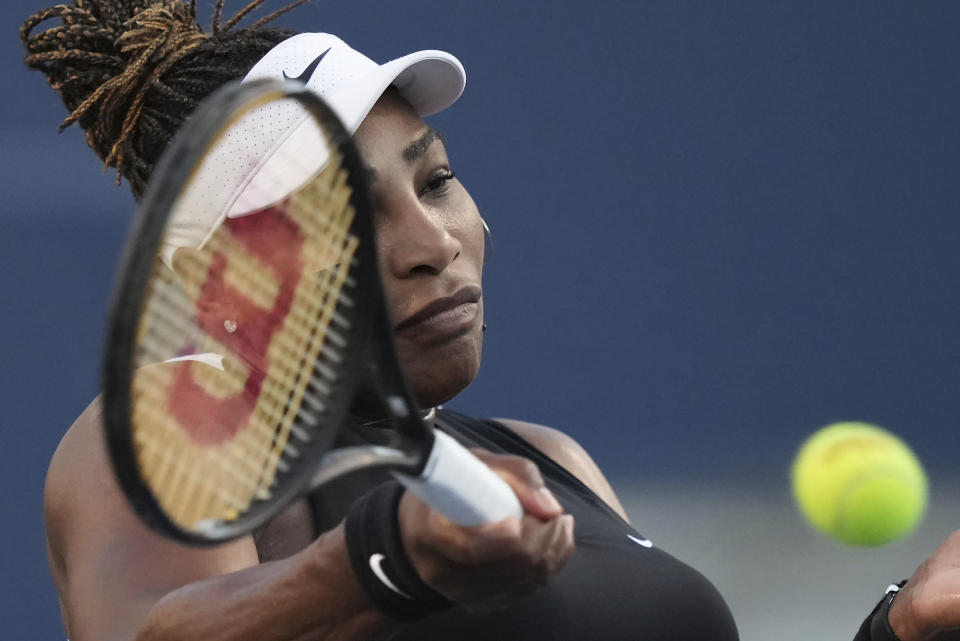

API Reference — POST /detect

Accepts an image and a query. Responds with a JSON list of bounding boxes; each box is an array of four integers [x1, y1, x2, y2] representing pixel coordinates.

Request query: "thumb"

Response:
[[469, 450, 563, 521]]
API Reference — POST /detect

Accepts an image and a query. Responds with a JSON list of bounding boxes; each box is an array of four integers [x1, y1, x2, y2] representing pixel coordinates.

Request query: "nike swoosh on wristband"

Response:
[[369, 553, 412, 599], [627, 534, 653, 548], [282, 47, 332, 85]]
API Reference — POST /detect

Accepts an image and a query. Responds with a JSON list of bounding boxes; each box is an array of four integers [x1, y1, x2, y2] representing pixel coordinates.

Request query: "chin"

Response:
[[400, 334, 483, 409], [410, 369, 476, 408]]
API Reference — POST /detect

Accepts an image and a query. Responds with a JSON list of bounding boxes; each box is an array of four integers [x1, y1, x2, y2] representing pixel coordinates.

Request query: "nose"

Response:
[[381, 197, 462, 277]]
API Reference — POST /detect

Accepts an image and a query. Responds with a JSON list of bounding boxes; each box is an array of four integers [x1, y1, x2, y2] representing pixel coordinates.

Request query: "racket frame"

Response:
[[101, 79, 396, 544]]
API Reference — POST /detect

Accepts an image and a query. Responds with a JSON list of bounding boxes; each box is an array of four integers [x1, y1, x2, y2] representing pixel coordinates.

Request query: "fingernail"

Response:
[[534, 487, 562, 513]]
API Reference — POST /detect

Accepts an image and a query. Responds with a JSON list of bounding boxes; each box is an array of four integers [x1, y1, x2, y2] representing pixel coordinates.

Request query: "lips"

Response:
[[394, 285, 482, 340]]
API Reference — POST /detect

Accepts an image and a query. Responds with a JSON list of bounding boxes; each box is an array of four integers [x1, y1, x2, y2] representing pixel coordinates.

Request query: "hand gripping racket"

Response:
[[101, 78, 522, 544]]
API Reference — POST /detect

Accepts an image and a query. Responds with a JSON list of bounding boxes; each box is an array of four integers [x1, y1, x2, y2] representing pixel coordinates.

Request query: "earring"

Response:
[[480, 215, 493, 264], [482, 323, 488, 332], [223, 319, 239, 334]]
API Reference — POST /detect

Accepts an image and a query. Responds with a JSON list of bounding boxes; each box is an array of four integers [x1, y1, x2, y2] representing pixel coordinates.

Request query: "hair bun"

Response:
[[21, 0, 301, 197], [22, 1, 210, 184]]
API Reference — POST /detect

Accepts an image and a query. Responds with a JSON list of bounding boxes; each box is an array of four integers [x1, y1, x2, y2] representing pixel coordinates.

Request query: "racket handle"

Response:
[[393, 430, 524, 526]]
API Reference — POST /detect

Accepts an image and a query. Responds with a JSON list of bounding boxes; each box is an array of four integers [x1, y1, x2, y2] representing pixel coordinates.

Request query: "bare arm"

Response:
[[45, 398, 399, 641], [46, 399, 574, 641], [135, 528, 394, 641], [494, 418, 630, 523]]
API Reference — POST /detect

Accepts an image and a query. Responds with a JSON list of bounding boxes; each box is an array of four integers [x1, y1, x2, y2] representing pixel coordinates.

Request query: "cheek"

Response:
[[465, 216, 486, 265], [446, 193, 485, 266]]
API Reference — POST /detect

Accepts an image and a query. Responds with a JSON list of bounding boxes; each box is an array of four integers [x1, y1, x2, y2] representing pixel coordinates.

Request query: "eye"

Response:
[[419, 168, 456, 197]]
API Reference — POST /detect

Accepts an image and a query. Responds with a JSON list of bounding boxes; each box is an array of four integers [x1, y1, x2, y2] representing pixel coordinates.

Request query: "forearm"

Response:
[[135, 526, 400, 641]]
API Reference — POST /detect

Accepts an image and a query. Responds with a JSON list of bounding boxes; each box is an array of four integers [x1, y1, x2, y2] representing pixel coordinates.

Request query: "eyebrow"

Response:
[[402, 128, 445, 163], [363, 128, 447, 183]]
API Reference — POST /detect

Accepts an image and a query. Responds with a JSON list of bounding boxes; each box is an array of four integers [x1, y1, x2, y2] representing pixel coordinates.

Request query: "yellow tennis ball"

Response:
[[791, 422, 928, 546]]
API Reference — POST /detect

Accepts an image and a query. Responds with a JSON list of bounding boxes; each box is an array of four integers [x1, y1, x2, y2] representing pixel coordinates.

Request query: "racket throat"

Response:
[[310, 445, 417, 490]]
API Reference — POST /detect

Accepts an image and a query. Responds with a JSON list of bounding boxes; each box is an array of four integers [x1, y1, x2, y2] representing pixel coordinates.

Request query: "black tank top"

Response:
[[309, 410, 740, 640]]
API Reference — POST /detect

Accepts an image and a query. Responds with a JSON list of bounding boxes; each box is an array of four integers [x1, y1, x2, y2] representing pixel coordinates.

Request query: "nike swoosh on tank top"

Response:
[[308, 410, 740, 641]]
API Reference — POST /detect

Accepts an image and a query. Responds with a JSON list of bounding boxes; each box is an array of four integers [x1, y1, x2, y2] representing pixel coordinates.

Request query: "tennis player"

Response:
[[22, 2, 960, 640]]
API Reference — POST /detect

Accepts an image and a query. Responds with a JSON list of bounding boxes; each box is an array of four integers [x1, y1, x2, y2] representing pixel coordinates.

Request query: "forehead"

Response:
[[354, 91, 447, 175], [355, 90, 429, 148]]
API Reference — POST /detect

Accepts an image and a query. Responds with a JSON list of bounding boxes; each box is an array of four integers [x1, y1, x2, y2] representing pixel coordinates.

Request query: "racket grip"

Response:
[[393, 430, 523, 526]]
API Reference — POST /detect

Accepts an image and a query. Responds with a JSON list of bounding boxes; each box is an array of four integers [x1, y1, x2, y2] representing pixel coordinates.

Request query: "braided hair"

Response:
[[21, 0, 310, 198]]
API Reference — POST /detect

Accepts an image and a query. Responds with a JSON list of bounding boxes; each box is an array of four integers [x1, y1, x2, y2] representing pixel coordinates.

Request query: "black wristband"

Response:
[[344, 481, 453, 621], [870, 583, 907, 641]]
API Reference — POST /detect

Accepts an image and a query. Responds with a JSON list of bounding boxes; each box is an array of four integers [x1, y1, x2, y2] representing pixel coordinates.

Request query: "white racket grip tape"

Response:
[[393, 430, 524, 526]]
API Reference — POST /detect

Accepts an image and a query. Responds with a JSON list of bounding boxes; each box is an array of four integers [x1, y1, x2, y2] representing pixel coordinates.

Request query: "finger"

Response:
[[450, 515, 576, 609], [470, 450, 563, 520], [444, 513, 576, 575], [544, 513, 576, 571], [519, 513, 575, 576]]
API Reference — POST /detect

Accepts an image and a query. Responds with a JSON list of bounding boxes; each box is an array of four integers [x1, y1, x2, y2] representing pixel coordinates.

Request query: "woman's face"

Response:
[[353, 91, 486, 408]]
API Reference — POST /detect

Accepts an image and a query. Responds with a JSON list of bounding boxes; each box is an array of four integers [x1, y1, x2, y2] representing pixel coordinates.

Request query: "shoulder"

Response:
[[43, 398, 104, 632], [44, 397, 133, 547], [44, 397, 106, 550], [44, 397, 260, 641], [491, 418, 630, 523]]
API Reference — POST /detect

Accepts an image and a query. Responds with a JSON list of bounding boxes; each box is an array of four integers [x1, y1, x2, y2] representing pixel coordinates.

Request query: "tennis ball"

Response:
[[791, 422, 927, 546]]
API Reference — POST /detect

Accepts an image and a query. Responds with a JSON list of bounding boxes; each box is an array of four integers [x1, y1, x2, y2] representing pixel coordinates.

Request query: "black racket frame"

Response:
[[102, 79, 433, 545]]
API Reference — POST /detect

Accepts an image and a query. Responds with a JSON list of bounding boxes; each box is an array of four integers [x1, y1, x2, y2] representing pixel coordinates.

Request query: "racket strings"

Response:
[[139, 266, 350, 400], [242, 160, 359, 500], [132, 146, 361, 530], [136, 267, 346, 524]]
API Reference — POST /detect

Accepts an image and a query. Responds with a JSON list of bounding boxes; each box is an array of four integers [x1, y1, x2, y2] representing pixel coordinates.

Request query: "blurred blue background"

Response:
[[2, 1, 957, 639]]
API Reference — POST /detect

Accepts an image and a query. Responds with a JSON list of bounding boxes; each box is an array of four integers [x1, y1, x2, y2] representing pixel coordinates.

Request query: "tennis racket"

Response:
[[101, 78, 521, 544]]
